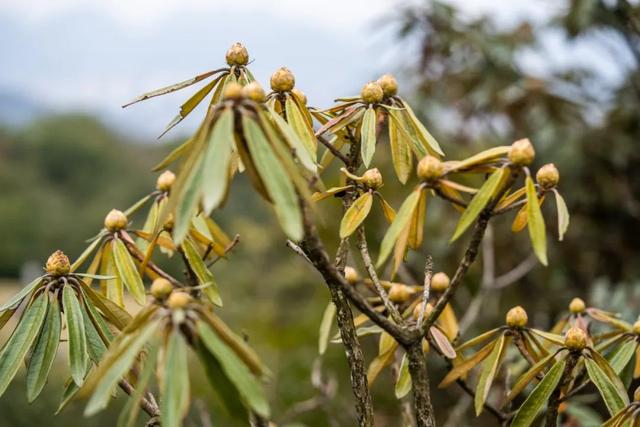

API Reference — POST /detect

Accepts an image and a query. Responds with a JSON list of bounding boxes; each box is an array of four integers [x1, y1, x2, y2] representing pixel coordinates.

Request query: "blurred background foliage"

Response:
[[0, 0, 639, 425]]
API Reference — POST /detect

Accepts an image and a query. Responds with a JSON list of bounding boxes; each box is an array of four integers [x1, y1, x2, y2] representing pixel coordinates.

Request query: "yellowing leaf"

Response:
[[318, 302, 336, 355], [395, 354, 412, 399], [339, 192, 373, 238], [552, 189, 570, 241], [360, 106, 377, 167], [377, 188, 422, 267], [451, 168, 507, 242], [526, 176, 547, 265], [388, 113, 412, 184], [408, 189, 427, 249], [112, 239, 146, 305], [475, 334, 506, 415]]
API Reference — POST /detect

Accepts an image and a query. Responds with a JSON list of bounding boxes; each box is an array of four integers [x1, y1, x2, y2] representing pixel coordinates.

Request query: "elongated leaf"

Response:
[[589, 349, 629, 401], [511, 359, 566, 427], [608, 340, 638, 375], [181, 238, 222, 306], [526, 176, 547, 265], [122, 69, 221, 107], [101, 243, 123, 306], [161, 332, 190, 427], [367, 343, 398, 385], [377, 195, 396, 224], [0, 294, 47, 397], [159, 77, 219, 138], [402, 102, 444, 156], [585, 356, 627, 415], [408, 189, 427, 249], [430, 326, 456, 359], [552, 189, 570, 241], [269, 107, 317, 172], [285, 96, 316, 159], [202, 108, 235, 213], [439, 340, 496, 387], [198, 322, 270, 417], [339, 192, 373, 238], [444, 146, 511, 173], [63, 286, 87, 386], [475, 334, 506, 415], [81, 304, 108, 363], [0, 276, 43, 312], [388, 112, 412, 184], [395, 354, 412, 398], [173, 155, 206, 243], [80, 284, 131, 330], [528, 328, 565, 346], [455, 328, 502, 352], [361, 106, 377, 167], [451, 168, 506, 241], [26, 295, 61, 402], [318, 302, 336, 355], [377, 188, 422, 267], [506, 351, 558, 403], [152, 137, 195, 172], [243, 115, 303, 241], [112, 238, 146, 305], [85, 321, 158, 416]]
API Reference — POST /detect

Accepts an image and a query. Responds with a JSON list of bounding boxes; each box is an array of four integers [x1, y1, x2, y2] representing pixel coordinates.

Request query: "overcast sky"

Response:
[[0, 0, 625, 138]]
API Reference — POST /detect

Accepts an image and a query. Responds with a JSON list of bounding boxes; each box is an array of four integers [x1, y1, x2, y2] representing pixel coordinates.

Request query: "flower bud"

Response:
[[362, 168, 383, 189], [431, 272, 450, 293], [377, 74, 398, 97], [223, 82, 243, 100], [167, 291, 192, 309], [536, 163, 559, 189], [242, 82, 266, 102], [360, 82, 384, 104], [633, 320, 640, 335], [45, 250, 70, 276], [291, 88, 307, 105], [150, 278, 173, 300], [389, 284, 412, 303], [104, 209, 128, 232], [564, 327, 587, 351], [344, 266, 359, 284], [506, 306, 528, 328], [413, 302, 433, 320], [508, 138, 535, 166], [568, 297, 585, 314], [225, 42, 249, 66], [417, 156, 443, 182], [634, 386, 640, 401], [270, 67, 295, 92], [156, 170, 175, 192]]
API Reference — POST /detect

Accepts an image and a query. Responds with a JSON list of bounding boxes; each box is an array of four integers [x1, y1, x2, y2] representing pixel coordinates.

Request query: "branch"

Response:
[[416, 256, 433, 327], [317, 134, 350, 165], [118, 379, 161, 419]]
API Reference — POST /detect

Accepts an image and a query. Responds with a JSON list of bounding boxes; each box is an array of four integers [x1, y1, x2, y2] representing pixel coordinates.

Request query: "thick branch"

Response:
[[405, 342, 436, 427]]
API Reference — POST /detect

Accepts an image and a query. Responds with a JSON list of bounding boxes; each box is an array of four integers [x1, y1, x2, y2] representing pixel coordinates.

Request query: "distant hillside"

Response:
[[0, 90, 48, 126]]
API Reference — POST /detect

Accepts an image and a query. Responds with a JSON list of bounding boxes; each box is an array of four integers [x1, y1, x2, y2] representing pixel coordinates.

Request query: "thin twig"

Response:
[[286, 240, 313, 265], [356, 227, 404, 325], [317, 134, 350, 165], [417, 256, 433, 327], [205, 234, 241, 267]]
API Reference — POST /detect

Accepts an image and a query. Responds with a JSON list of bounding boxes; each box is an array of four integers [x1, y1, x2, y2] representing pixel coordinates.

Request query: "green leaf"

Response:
[[608, 340, 637, 375], [85, 321, 158, 416], [339, 192, 373, 238], [318, 302, 336, 355], [0, 276, 43, 312], [584, 356, 627, 415], [552, 189, 570, 241], [181, 238, 222, 306], [202, 108, 235, 213], [173, 155, 206, 244], [377, 188, 422, 267], [62, 286, 87, 386], [284, 96, 316, 160], [451, 168, 507, 242], [269, 107, 317, 172], [117, 340, 159, 427], [122, 69, 221, 107], [243, 115, 303, 241], [0, 293, 48, 397], [395, 353, 412, 399], [112, 238, 146, 305], [81, 303, 108, 363], [159, 77, 220, 138], [198, 321, 270, 417], [475, 334, 506, 415], [26, 294, 61, 402], [360, 106, 377, 167], [401, 101, 444, 156], [161, 332, 190, 427], [526, 176, 547, 265], [79, 283, 131, 330], [71, 237, 103, 272], [506, 351, 558, 403], [55, 379, 80, 415], [511, 359, 566, 427]]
